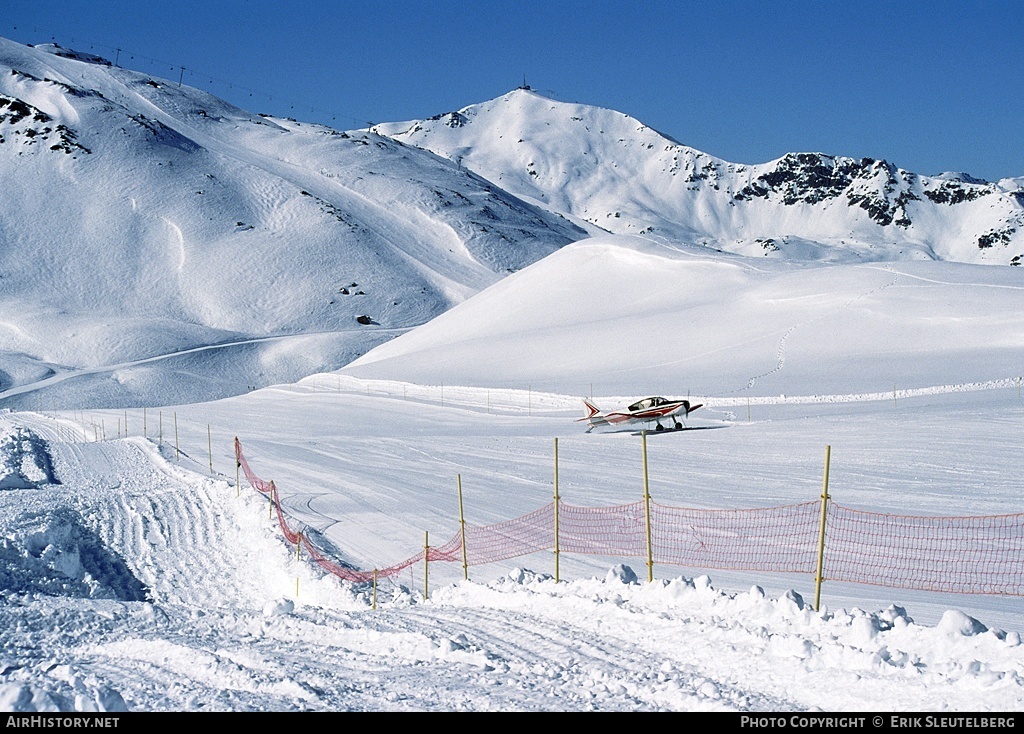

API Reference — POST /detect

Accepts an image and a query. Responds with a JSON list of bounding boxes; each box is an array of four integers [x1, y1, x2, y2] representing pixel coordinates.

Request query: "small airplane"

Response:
[[578, 396, 703, 433]]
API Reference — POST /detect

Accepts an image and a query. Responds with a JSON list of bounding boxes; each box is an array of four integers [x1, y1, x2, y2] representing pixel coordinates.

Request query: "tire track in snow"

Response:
[[356, 605, 795, 711]]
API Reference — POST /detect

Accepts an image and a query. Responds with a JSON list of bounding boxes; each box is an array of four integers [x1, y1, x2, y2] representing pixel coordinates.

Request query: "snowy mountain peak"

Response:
[[933, 171, 990, 185], [376, 91, 1024, 266]]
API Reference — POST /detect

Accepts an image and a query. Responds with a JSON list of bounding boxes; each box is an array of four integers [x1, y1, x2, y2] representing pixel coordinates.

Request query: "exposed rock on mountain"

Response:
[[375, 89, 1024, 266]]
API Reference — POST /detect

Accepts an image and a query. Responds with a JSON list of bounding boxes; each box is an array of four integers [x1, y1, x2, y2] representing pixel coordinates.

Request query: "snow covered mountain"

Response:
[[4, 34, 1023, 413], [374, 88, 1024, 266], [0, 39, 584, 409]]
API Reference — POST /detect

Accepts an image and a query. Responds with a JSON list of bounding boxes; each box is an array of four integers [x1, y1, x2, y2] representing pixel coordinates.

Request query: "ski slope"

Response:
[[0, 38, 583, 409]]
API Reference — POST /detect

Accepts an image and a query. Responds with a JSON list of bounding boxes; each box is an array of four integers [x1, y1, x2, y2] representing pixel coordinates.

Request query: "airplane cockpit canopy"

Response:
[[628, 396, 670, 411]]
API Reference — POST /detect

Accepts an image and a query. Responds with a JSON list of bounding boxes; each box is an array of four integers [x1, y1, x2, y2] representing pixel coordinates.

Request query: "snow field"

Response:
[[4, 402, 1024, 711]]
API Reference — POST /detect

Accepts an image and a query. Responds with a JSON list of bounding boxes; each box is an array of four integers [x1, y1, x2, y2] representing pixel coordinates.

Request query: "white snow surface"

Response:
[[343, 234, 1024, 396], [3, 229, 1024, 712], [2, 38, 1024, 714], [3, 37, 1024, 412]]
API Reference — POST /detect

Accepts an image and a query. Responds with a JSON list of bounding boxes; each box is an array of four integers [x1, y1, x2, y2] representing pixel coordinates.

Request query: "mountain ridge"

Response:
[[374, 88, 1024, 266], [0, 38, 583, 408], [3, 36, 1023, 410]]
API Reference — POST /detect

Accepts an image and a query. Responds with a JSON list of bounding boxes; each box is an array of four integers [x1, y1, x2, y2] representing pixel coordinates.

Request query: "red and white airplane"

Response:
[[578, 396, 703, 433]]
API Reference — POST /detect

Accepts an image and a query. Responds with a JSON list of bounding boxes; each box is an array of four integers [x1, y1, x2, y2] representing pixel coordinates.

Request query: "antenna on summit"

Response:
[[518, 74, 531, 91]]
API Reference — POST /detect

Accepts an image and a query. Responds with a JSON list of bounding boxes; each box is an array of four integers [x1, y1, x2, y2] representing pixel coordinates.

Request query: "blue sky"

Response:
[[5, 1, 1022, 181]]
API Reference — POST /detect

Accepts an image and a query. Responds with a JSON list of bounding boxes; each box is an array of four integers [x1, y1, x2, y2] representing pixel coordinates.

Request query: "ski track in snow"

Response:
[[0, 411, 781, 711]]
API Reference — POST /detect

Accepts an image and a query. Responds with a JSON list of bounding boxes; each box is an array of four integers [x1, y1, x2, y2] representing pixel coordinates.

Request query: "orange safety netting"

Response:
[[462, 504, 555, 565], [234, 438, 1024, 596], [236, 437, 442, 582], [823, 504, 1024, 596], [652, 501, 821, 574]]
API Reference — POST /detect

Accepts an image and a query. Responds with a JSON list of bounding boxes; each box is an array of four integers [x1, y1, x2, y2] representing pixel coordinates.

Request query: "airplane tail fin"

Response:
[[581, 398, 601, 419]]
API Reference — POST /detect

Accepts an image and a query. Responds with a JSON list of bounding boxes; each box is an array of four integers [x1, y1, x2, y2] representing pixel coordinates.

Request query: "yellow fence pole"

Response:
[[423, 531, 430, 601], [814, 445, 832, 611], [295, 533, 302, 598], [458, 474, 468, 581], [642, 430, 653, 583], [553, 436, 560, 583]]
